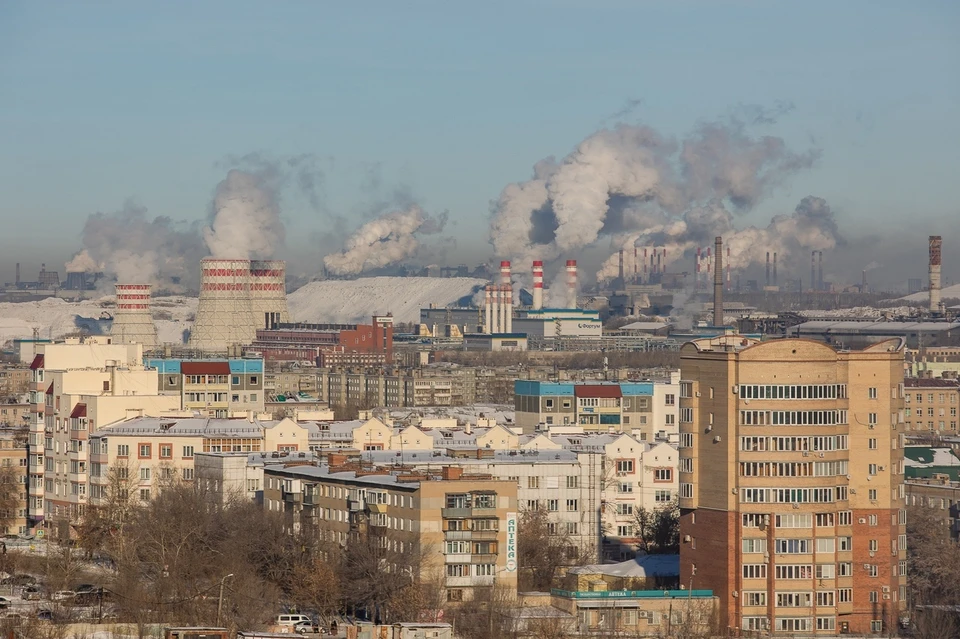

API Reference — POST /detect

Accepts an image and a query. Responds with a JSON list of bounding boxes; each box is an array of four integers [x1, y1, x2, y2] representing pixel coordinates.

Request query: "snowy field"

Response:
[[898, 283, 960, 303], [288, 276, 486, 324]]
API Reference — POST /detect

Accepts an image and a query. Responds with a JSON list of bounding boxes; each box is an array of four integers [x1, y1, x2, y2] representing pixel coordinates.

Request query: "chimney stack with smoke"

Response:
[[713, 237, 724, 327], [532, 260, 544, 310], [930, 235, 942, 314], [696, 247, 702, 290], [773, 252, 778, 287], [618, 249, 625, 284], [811, 252, 817, 292], [862, 269, 867, 293], [765, 252, 770, 287], [727, 245, 731, 291], [484, 286, 493, 333], [633, 247, 638, 283], [566, 260, 578, 309], [818, 251, 824, 292]]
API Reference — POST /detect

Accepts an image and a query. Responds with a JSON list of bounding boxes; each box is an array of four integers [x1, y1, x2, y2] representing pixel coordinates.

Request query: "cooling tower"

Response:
[[249, 259, 290, 330], [111, 284, 158, 348], [190, 258, 257, 352]]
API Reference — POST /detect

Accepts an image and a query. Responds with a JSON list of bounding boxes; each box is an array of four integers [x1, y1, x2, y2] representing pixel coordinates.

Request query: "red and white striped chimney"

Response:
[[696, 247, 702, 290], [532, 260, 544, 310], [566, 260, 578, 309]]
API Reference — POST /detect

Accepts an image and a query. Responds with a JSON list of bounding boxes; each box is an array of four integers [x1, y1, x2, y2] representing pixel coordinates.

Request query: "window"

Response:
[[654, 468, 672, 482], [117, 445, 129, 458], [138, 444, 151, 459], [140, 467, 151, 481], [655, 490, 671, 502], [616, 503, 634, 516], [868, 413, 878, 425], [742, 539, 767, 554], [868, 438, 877, 450], [139, 488, 151, 501], [546, 499, 558, 512], [742, 564, 767, 579], [869, 590, 879, 603], [182, 468, 194, 480], [446, 564, 469, 577], [837, 588, 852, 603], [160, 445, 172, 459], [617, 524, 634, 537], [817, 617, 836, 631], [816, 564, 835, 579], [566, 476, 578, 488], [528, 477, 540, 489], [742, 591, 766, 606], [871, 620, 883, 633], [566, 499, 578, 511], [838, 537, 852, 551], [868, 489, 877, 501], [815, 538, 835, 553], [618, 482, 633, 494], [868, 387, 877, 399], [664, 394, 675, 406], [869, 539, 878, 552], [838, 562, 852, 577], [616, 460, 634, 473], [182, 446, 194, 458], [868, 463, 878, 476]]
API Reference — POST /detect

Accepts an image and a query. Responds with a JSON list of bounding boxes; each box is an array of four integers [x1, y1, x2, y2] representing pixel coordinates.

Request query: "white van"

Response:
[[277, 613, 312, 627]]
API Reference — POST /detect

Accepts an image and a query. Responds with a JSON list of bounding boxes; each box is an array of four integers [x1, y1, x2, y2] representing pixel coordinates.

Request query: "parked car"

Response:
[[0, 596, 11, 609], [294, 620, 322, 634], [277, 613, 313, 627], [22, 585, 43, 600], [50, 590, 76, 601], [36, 609, 53, 621]]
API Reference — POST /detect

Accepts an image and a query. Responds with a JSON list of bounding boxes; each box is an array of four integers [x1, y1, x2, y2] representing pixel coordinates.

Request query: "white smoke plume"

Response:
[[489, 115, 826, 280], [323, 206, 448, 275], [65, 201, 206, 289], [204, 169, 286, 260]]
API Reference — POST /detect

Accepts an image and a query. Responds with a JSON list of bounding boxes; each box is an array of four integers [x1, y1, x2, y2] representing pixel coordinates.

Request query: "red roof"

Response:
[[574, 385, 623, 399], [29, 354, 44, 370], [69, 403, 87, 419], [45, 383, 54, 396], [181, 362, 231, 376]]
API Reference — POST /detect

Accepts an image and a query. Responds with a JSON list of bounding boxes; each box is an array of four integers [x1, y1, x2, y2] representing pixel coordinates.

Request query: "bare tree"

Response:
[[907, 504, 960, 638], [0, 463, 22, 535], [290, 553, 342, 628], [517, 506, 590, 592], [633, 499, 679, 555]]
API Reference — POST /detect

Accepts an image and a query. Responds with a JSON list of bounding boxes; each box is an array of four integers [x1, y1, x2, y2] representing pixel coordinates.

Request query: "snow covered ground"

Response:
[[0, 296, 196, 347], [898, 283, 960, 303], [288, 276, 486, 324]]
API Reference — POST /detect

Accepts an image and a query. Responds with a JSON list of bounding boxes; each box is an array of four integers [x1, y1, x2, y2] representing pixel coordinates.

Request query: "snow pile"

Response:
[[0, 296, 196, 346], [899, 283, 960, 303], [288, 277, 486, 324]]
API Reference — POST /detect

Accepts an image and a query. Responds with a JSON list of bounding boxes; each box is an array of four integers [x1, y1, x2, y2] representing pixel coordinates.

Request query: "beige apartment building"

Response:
[[678, 336, 907, 636], [0, 432, 28, 535], [264, 463, 519, 602], [903, 377, 959, 433], [28, 338, 181, 532]]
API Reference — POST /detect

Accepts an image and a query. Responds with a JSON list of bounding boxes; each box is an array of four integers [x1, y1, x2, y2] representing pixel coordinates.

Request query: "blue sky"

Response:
[[1, 1, 958, 283]]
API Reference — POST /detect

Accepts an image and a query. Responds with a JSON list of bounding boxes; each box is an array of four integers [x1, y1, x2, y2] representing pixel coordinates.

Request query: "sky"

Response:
[[0, 1, 958, 287]]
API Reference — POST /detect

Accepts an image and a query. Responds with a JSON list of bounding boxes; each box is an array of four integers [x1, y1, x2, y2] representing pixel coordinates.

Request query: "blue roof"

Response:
[[146, 358, 264, 374], [515, 380, 653, 396]]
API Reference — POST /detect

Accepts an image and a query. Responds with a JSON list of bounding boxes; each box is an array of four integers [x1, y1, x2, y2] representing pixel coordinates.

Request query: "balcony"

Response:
[[444, 530, 473, 541], [303, 491, 319, 505], [368, 503, 387, 514], [471, 507, 497, 517], [347, 499, 362, 511], [282, 491, 301, 503], [442, 507, 471, 519], [445, 553, 472, 564]]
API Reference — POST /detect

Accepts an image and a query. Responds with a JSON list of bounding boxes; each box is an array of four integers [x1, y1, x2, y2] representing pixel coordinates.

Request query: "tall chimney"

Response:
[[15, 263, 20, 285], [713, 237, 724, 327], [633, 247, 638, 283], [491, 284, 500, 333], [765, 252, 770, 287], [862, 269, 868, 293], [505, 285, 513, 333], [500, 260, 512, 287], [818, 251, 824, 292], [726, 246, 731, 291], [532, 260, 544, 310], [696, 247, 702, 290], [811, 252, 817, 292], [773, 252, 778, 287], [618, 249, 625, 284], [566, 260, 578, 309], [647, 250, 653, 281], [484, 285, 493, 332], [930, 235, 942, 313]]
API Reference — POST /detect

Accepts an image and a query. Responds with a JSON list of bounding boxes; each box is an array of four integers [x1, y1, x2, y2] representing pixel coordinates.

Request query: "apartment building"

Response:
[[28, 338, 181, 532], [0, 399, 30, 428], [0, 432, 28, 535], [148, 358, 265, 417], [263, 463, 518, 602], [903, 377, 959, 433], [0, 365, 31, 396], [513, 377, 680, 440], [678, 335, 907, 636]]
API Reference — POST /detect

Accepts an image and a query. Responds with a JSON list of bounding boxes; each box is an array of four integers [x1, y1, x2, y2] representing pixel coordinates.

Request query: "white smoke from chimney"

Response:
[[323, 206, 448, 276], [64, 249, 102, 274], [204, 169, 285, 260]]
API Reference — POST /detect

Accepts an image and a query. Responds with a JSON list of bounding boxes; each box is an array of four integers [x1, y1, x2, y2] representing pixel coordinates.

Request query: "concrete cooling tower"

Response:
[[190, 258, 290, 352], [111, 284, 158, 348]]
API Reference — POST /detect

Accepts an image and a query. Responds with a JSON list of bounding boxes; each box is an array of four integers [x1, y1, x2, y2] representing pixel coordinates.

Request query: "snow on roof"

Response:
[[620, 321, 669, 331], [568, 554, 680, 578]]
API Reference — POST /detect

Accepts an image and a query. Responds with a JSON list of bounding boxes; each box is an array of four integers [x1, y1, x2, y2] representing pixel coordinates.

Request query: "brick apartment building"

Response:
[[246, 316, 394, 366], [678, 336, 907, 636], [903, 377, 959, 434]]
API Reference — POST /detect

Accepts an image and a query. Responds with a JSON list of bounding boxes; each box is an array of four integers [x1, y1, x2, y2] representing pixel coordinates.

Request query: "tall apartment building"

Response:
[[0, 431, 28, 535], [148, 358, 265, 417], [678, 336, 907, 636], [903, 377, 959, 433], [263, 463, 518, 602], [28, 338, 182, 532]]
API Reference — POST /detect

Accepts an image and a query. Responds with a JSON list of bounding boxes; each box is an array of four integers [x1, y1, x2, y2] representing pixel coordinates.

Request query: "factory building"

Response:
[[511, 308, 603, 343], [246, 316, 394, 366], [147, 358, 266, 417], [513, 377, 680, 440], [678, 336, 907, 635]]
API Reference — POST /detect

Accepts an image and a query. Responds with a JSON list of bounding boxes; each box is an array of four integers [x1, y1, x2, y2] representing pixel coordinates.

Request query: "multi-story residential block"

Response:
[[0, 399, 31, 428], [905, 475, 960, 542], [28, 338, 181, 533], [903, 377, 959, 433], [0, 431, 28, 535], [514, 376, 680, 440], [0, 365, 31, 396], [263, 463, 518, 602], [148, 358, 265, 417], [678, 335, 907, 636]]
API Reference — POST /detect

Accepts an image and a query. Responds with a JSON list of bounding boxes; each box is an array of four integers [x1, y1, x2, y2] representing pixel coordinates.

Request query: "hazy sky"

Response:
[[1, 1, 958, 285]]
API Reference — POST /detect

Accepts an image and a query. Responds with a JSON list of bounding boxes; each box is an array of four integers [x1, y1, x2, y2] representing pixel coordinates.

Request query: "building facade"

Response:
[[0, 432, 28, 535], [678, 336, 908, 635], [903, 377, 959, 434], [263, 463, 519, 602], [148, 358, 265, 417]]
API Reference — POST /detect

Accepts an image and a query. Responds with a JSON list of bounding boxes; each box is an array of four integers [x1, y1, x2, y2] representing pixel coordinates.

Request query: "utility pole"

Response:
[[216, 573, 234, 626]]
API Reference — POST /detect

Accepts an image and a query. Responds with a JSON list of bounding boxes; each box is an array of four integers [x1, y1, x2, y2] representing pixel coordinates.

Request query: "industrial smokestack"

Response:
[[726, 246, 731, 291], [532, 260, 544, 310], [15, 263, 20, 285], [765, 252, 770, 287], [713, 237, 724, 327], [773, 253, 778, 287], [930, 235, 942, 313], [190, 258, 257, 352], [484, 286, 492, 332], [633, 247, 638, 283], [696, 247, 702, 291], [111, 284, 158, 348], [618, 249, 625, 283], [500, 260, 512, 287], [811, 252, 817, 292], [818, 251, 823, 292], [566, 260, 578, 309], [505, 285, 513, 333], [862, 269, 868, 293], [491, 285, 501, 333]]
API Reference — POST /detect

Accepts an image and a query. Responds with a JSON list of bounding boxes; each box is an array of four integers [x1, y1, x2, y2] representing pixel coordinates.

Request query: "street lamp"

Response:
[[216, 573, 235, 626]]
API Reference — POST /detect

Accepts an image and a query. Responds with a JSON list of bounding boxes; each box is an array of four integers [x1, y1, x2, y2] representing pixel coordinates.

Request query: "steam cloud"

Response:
[[204, 169, 285, 259], [323, 206, 448, 275], [488, 116, 833, 280]]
